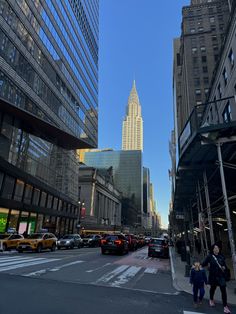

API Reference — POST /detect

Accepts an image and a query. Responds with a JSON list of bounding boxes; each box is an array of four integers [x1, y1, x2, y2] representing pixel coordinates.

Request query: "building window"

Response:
[[8, 210, 20, 232], [228, 48, 234, 68], [218, 83, 222, 99], [190, 28, 196, 33], [202, 56, 207, 63], [24, 184, 33, 204], [14, 179, 25, 202], [40, 191, 47, 207], [1, 175, 15, 199], [194, 78, 200, 87], [213, 45, 218, 51], [212, 35, 217, 42], [32, 188, 40, 206], [210, 17, 215, 23], [222, 102, 232, 123], [198, 27, 204, 32], [193, 57, 198, 65], [193, 67, 199, 76], [214, 55, 219, 61], [204, 77, 209, 85], [203, 66, 208, 73], [219, 24, 224, 31], [200, 46, 206, 52], [192, 47, 197, 54], [223, 68, 228, 86], [195, 89, 201, 95]]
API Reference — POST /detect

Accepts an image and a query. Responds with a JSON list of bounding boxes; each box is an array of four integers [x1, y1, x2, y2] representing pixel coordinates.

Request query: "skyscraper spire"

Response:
[[122, 81, 143, 151]]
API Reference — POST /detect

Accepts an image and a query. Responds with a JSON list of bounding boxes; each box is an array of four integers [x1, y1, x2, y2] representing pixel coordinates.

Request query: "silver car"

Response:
[[57, 234, 83, 249]]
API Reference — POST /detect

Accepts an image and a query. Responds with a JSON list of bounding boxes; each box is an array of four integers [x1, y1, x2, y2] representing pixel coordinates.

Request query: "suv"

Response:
[[101, 234, 129, 255], [0, 234, 24, 251], [148, 238, 169, 258], [17, 233, 57, 253], [82, 235, 101, 247], [57, 234, 83, 249]]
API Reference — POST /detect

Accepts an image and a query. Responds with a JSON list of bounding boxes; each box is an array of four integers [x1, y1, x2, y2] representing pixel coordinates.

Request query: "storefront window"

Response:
[[0, 208, 9, 233], [28, 212, 37, 234], [18, 211, 29, 234], [8, 210, 20, 232], [13, 179, 24, 202]]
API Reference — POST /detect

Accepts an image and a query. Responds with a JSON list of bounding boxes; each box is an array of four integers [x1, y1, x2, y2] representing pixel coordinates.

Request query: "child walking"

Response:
[[190, 261, 208, 308]]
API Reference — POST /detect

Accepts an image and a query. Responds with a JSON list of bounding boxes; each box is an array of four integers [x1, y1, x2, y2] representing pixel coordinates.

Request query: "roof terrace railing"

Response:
[[178, 96, 236, 157]]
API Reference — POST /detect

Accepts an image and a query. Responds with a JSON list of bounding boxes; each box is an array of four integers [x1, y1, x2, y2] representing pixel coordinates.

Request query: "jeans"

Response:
[[193, 285, 205, 303], [210, 284, 227, 306]]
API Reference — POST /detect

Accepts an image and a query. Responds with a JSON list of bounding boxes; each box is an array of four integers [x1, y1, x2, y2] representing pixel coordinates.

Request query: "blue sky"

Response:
[[98, 0, 190, 227]]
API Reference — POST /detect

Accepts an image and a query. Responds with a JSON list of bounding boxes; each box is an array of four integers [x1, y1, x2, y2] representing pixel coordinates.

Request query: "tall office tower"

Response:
[[0, 0, 99, 235], [122, 81, 143, 151], [84, 150, 143, 227], [173, 0, 230, 139]]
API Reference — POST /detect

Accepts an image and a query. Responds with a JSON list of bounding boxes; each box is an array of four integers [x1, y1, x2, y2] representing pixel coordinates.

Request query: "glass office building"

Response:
[[0, 0, 99, 235], [84, 150, 143, 227]]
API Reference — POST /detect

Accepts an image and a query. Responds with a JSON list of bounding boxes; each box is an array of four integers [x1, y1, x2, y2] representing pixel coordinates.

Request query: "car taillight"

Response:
[[101, 239, 107, 245], [114, 240, 122, 245]]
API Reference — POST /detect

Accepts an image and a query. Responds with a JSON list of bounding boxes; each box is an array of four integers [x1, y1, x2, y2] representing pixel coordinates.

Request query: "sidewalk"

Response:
[[169, 247, 236, 306]]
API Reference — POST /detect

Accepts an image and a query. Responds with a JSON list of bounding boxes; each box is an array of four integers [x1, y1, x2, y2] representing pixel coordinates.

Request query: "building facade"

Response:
[[122, 81, 143, 151], [174, 0, 230, 139], [84, 150, 143, 228], [78, 166, 121, 233], [0, 0, 99, 235]]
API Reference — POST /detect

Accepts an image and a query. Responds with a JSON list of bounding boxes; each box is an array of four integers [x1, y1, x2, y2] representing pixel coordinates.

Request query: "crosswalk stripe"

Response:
[[111, 266, 142, 287], [183, 311, 206, 314], [0, 256, 31, 262], [0, 258, 59, 272], [0, 257, 46, 267], [144, 267, 158, 274], [96, 265, 130, 284]]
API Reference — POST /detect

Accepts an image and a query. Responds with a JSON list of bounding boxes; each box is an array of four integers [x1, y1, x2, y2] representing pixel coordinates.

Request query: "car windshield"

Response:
[[62, 235, 74, 239], [27, 234, 44, 239], [0, 234, 10, 239], [105, 235, 118, 241]]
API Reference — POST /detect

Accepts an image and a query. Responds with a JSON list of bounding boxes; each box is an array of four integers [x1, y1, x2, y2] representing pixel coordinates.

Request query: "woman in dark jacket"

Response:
[[202, 244, 231, 313]]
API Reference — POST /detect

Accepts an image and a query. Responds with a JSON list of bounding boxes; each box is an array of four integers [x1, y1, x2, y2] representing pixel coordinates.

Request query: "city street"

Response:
[[0, 247, 235, 314]]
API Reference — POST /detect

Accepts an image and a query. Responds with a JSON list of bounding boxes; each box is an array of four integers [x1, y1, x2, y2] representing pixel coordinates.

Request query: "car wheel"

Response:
[[51, 243, 56, 252], [70, 244, 74, 249], [36, 244, 42, 253], [2, 243, 7, 251], [57, 246, 61, 250], [18, 249, 23, 253]]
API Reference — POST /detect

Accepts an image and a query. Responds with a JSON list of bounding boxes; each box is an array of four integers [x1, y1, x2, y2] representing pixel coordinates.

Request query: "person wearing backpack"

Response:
[[202, 244, 231, 313]]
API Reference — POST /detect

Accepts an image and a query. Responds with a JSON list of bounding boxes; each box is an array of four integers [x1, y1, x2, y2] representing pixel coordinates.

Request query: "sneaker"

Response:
[[209, 300, 215, 307], [224, 306, 231, 313]]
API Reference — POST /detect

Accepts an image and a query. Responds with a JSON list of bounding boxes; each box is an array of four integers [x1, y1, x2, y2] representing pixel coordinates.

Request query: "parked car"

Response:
[[137, 236, 145, 248], [144, 237, 152, 244], [82, 235, 101, 247], [0, 234, 24, 251], [17, 233, 57, 253], [101, 234, 129, 255], [57, 234, 83, 249], [148, 238, 169, 258], [125, 234, 138, 251]]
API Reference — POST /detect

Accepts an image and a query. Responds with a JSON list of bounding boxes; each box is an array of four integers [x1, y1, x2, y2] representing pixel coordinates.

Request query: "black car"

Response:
[[101, 234, 129, 255], [148, 238, 169, 258], [82, 235, 101, 247]]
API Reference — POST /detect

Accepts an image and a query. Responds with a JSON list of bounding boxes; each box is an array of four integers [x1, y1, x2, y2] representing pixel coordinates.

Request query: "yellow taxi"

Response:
[[0, 234, 24, 251], [17, 233, 57, 253]]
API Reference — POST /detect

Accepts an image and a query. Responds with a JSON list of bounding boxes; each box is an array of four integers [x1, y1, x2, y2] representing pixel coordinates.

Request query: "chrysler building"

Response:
[[122, 81, 143, 151]]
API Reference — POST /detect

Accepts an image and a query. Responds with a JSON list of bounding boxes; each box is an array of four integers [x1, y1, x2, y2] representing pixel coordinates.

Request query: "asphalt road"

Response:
[[0, 247, 235, 314]]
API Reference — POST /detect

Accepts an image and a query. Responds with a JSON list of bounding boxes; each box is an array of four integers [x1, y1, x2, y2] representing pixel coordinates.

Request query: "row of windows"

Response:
[[185, 3, 224, 17], [0, 171, 78, 216], [15, 0, 97, 112], [0, 0, 97, 131]]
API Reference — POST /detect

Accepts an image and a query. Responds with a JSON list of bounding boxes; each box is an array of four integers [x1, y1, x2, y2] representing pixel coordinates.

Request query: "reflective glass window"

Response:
[[1, 175, 15, 199], [46, 194, 53, 209], [24, 184, 33, 204], [19, 211, 29, 234], [8, 210, 20, 232], [40, 191, 47, 207], [14, 179, 24, 202], [32, 188, 40, 206]]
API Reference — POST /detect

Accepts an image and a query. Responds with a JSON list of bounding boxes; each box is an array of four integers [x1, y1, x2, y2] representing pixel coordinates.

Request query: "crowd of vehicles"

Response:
[[0, 231, 170, 258]]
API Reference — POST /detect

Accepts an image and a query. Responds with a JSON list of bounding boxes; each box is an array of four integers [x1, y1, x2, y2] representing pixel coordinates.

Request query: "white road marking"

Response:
[[0, 256, 32, 262], [49, 260, 84, 272], [96, 265, 130, 283], [0, 258, 59, 272], [86, 262, 111, 273], [23, 269, 47, 277], [144, 267, 158, 274], [0, 257, 46, 267], [111, 266, 142, 287], [183, 312, 206, 314]]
